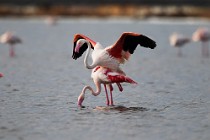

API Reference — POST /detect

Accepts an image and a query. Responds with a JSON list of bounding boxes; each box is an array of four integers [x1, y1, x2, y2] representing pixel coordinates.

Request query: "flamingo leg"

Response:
[[177, 47, 182, 57], [109, 84, 114, 106], [116, 83, 123, 92], [202, 42, 205, 57], [9, 45, 15, 57], [104, 84, 109, 106], [203, 41, 209, 57]]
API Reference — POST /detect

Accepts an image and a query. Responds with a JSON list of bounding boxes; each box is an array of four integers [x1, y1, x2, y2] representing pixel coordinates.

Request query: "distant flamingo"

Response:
[[45, 16, 58, 26], [72, 32, 156, 106], [78, 66, 137, 106], [0, 73, 3, 78], [192, 27, 210, 57], [0, 32, 22, 57], [169, 32, 190, 57]]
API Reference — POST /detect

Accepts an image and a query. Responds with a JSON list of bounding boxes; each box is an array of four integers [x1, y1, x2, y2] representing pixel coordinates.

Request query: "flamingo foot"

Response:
[[110, 101, 114, 106], [106, 100, 110, 106]]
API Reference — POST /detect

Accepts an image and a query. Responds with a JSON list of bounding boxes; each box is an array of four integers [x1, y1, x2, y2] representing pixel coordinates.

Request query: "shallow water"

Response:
[[0, 17, 210, 140]]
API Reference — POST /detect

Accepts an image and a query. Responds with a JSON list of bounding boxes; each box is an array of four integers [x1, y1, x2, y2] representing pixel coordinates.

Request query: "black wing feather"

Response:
[[123, 34, 156, 54]]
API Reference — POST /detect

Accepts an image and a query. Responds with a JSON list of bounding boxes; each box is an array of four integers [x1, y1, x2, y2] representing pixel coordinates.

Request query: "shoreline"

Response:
[[0, 5, 210, 19]]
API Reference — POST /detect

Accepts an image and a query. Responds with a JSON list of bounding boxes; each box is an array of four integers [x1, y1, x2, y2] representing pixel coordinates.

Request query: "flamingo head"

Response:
[[75, 39, 87, 53], [77, 94, 85, 107]]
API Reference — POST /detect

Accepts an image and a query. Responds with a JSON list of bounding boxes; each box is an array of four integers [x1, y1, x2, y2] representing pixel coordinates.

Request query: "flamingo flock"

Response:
[[72, 32, 156, 106], [169, 27, 210, 57], [0, 32, 22, 57], [0, 23, 210, 107]]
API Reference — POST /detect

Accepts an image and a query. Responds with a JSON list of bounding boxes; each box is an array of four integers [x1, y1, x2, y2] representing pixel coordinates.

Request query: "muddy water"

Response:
[[0, 18, 210, 140]]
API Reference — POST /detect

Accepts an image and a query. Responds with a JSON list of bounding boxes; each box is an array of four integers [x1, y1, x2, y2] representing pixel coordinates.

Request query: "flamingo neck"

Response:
[[82, 84, 101, 97], [84, 41, 98, 69], [78, 83, 101, 106]]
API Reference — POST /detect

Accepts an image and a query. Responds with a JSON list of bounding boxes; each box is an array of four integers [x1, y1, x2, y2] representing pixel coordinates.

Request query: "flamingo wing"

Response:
[[106, 32, 156, 62], [104, 70, 137, 84], [72, 34, 96, 60]]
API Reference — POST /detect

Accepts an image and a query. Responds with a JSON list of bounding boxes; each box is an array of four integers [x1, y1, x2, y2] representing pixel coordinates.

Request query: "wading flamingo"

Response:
[[0, 73, 3, 78], [169, 32, 190, 57], [72, 32, 156, 106], [0, 32, 22, 57], [78, 66, 137, 106], [192, 27, 210, 57]]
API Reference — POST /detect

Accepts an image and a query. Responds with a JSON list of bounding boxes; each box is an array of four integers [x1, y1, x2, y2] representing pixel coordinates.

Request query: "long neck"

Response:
[[84, 41, 97, 69], [81, 83, 101, 97]]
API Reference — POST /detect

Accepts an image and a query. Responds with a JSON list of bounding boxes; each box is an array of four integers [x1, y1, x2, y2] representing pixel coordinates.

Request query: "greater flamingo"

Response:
[[0, 32, 22, 57], [192, 27, 210, 57], [169, 32, 190, 57], [72, 32, 156, 73], [72, 32, 156, 106], [78, 66, 137, 106]]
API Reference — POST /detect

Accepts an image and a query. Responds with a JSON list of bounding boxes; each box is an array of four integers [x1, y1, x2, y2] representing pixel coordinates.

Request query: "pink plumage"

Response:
[[192, 27, 210, 57], [73, 32, 156, 106], [0, 32, 22, 57]]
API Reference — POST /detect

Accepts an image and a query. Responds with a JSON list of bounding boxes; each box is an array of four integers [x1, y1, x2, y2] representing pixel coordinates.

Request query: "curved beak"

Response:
[[75, 43, 81, 53]]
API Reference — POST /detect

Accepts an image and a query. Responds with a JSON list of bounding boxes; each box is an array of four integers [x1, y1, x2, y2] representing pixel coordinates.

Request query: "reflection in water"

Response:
[[94, 105, 149, 112]]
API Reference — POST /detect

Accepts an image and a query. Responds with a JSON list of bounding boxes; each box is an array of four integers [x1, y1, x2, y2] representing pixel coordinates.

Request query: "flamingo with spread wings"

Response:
[[72, 32, 156, 106]]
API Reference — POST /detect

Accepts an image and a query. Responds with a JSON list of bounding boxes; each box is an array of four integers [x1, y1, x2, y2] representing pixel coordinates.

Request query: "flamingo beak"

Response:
[[77, 95, 84, 107], [75, 44, 81, 53]]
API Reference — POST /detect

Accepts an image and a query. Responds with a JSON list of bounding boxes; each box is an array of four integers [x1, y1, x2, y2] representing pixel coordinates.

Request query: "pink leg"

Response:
[[109, 84, 113, 91], [116, 83, 123, 92], [9, 45, 15, 57], [104, 84, 109, 106], [109, 84, 114, 106]]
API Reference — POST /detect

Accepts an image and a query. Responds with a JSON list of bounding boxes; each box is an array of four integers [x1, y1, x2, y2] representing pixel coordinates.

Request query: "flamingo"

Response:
[[72, 32, 156, 73], [192, 27, 210, 57], [72, 32, 156, 106], [45, 16, 58, 26], [169, 32, 190, 57], [78, 66, 137, 106], [0, 32, 22, 57]]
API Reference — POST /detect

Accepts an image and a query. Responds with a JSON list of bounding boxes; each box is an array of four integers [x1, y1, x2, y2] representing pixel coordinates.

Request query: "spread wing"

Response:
[[72, 34, 96, 60], [106, 32, 156, 62]]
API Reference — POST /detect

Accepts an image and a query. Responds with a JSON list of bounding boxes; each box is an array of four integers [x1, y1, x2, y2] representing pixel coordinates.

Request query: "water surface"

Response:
[[0, 17, 210, 140]]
